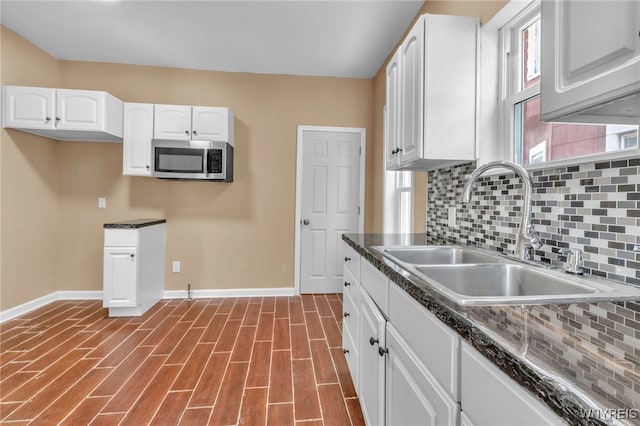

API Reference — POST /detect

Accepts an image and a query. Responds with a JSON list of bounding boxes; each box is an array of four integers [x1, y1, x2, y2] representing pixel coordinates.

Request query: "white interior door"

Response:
[[299, 129, 362, 294]]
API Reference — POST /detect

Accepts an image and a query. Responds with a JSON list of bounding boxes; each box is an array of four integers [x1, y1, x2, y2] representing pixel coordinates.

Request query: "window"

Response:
[[500, 1, 638, 167], [383, 106, 413, 235]]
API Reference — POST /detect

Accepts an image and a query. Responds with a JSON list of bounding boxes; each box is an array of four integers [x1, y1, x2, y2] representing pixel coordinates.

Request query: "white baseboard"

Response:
[[163, 287, 297, 299], [1, 287, 297, 323], [56, 291, 103, 300], [0, 292, 58, 323]]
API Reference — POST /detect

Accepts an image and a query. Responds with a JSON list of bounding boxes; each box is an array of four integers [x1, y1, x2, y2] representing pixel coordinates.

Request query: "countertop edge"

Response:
[[342, 233, 610, 426], [103, 219, 167, 229]]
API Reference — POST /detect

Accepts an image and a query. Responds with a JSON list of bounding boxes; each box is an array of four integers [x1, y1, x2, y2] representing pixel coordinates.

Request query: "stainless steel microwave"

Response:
[[151, 140, 233, 182]]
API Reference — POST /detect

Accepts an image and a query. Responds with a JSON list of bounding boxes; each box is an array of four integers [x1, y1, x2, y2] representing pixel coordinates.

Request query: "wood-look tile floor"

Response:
[[0, 295, 365, 425]]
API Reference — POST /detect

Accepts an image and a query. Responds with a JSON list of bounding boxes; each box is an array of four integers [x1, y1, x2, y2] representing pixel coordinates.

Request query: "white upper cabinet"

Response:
[[153, 104, 192, 141], [3, 86, 55, 130], [2, 85, 123, 142], [398, 17, 424, 167], [154, 104, 234, 144], [386, 14, 478, 171], [123, 103, 154, 176], [385, 50, 401, 168], [541, 0, 640, 124], [192, 106, 233, 142]]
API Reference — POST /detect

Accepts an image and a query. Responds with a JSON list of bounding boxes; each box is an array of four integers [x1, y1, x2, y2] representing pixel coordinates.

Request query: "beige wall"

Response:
[[1, 1, 507, 311], [1, 26, 373, 310], [370, 1, 508, 233], [1, 27, 62, 310]]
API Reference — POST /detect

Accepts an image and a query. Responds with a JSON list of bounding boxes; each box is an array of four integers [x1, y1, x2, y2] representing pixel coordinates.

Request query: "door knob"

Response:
[[301, 219, 310, 225]]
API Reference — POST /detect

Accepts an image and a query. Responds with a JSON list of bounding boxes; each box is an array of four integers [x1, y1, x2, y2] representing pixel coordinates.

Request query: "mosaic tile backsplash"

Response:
[[427, 157, 640, 423]]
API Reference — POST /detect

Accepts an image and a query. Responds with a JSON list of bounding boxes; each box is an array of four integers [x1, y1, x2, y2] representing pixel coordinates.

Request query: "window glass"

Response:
[[514, 95, 638, 166], [504, 11, 639, 166]]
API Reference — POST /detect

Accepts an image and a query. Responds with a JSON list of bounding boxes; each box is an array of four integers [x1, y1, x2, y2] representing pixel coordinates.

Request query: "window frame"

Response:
[[496, 0, 640, 171]]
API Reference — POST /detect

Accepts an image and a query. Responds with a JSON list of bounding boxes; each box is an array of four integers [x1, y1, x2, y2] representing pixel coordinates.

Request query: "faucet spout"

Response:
[[459, 161, 542, 261]]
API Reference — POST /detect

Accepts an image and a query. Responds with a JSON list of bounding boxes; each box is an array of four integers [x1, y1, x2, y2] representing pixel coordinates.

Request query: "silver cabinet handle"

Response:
[[45, 117, 51, 122], [302, 219, 310, 225]]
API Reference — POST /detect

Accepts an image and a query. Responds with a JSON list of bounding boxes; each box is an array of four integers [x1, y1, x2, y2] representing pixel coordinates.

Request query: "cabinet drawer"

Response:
[[360, 259, 389, 316], [342, 242, 360, 281], [342, 266, 359, 308], [342, 281, 359, 343], [104, 229, 138, 247], [389, 282, 459, 399]]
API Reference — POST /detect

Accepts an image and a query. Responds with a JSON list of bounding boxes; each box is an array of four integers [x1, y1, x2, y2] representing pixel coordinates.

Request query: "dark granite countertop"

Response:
[[103, 219, 166, 229], [343, 233, 613, 426]]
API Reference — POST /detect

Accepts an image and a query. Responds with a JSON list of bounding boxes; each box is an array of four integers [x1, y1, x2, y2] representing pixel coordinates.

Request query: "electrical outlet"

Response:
[[448, 207, 457, 228], [172, 261, 181, 273], [98, 197, 106, 209]]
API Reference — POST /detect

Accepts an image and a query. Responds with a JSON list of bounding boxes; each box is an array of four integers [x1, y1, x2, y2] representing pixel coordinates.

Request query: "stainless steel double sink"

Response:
[[373, 246, 640, 306]]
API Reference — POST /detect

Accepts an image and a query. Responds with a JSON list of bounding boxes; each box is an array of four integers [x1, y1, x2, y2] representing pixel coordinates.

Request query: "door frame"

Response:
[[294, 125, 366, 294]]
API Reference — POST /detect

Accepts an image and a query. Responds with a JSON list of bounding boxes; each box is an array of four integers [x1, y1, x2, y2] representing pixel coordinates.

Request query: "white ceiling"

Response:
[[0, 0, 424, 79]]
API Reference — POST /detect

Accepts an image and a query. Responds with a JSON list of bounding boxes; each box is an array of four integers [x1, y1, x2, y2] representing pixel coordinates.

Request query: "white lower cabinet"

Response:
[[386, 323, 458, 426], [347, 254, 564, 426], [460, 341, 565, 426], [103, 223, 166, 317], [103, 247, 138, 308], [342, 265, 360, 389]]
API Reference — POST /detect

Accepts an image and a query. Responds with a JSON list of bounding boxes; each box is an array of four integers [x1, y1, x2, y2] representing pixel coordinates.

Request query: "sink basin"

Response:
[[377, 246, 500, 265], [415, 264, 597, 302], [372, 244, 640, 305]]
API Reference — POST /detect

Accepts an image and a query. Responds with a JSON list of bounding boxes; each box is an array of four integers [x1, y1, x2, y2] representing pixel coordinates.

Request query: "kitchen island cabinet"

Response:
[[103, 219, 166, 317]]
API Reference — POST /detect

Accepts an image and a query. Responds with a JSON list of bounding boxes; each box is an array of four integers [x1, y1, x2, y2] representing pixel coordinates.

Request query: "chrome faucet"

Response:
[[460, 161, 543, 261]]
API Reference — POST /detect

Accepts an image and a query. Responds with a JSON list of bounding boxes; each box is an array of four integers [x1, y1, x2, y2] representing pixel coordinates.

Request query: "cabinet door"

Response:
[[385, 49, 401, 169], [123, 103, 154, 176], [398, 15, 424, 165], [386, 324, 459, 426], [358, 288, 386, 426], [103, 247, 138, 308], [154, 104, 192, 140], [342, 292, 359, 391], [56, 89, 104, 131], [460, 342, 564, 425], [541, 0, 640, 122], [3, 86, 55, 130], [192, 106, 230, 141]]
